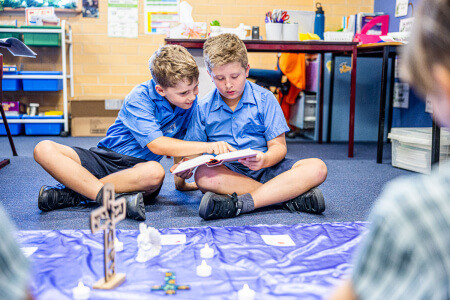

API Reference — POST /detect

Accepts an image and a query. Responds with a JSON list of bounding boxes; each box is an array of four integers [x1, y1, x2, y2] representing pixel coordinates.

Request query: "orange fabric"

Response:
[[278, 53, 306, 90], [278, 90, 294, 130], [278, 53, 306, 105]]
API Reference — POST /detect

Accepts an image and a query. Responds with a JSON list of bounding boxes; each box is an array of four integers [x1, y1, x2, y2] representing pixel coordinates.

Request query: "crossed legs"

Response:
[[194, 158, 327, 209], [33, 140, 165, 200]]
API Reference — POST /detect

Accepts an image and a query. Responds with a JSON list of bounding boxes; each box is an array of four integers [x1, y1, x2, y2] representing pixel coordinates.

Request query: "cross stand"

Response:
[[90, 183, 127, 289]]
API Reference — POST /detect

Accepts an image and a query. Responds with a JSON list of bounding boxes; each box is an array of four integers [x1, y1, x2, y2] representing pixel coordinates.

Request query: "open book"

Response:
[[172, 148, 257, 175]]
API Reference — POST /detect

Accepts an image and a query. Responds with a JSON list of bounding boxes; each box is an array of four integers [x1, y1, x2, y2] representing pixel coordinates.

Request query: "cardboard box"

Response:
[[70, 99, 121, 136], [71, 117, 117, 137], [2, 101, 26, 115]]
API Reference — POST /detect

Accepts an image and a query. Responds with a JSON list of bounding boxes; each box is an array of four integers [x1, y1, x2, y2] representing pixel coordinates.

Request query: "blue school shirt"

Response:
[[184, 80, 289, 152], [98, 79, 196, 162]]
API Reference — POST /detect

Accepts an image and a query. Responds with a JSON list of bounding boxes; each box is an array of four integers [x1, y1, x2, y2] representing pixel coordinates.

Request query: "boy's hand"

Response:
[[206, 141, 236, 155], [171, 158, 198, 191], [238, 151, 266, 171], [170, 157, 194, 179]]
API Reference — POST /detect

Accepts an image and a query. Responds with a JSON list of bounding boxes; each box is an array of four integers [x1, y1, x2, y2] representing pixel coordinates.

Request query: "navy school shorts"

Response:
[[72, 147, 162, 201], [223, 158, 297, 184]]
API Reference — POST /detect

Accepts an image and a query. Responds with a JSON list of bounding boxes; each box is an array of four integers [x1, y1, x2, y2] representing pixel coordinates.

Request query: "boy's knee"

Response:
[[33, 140, 56, 163], [194, 165, 219, 192], [139, 161, 165, 189], [293, 158, 327, 184], [312, 158, 327, 183]]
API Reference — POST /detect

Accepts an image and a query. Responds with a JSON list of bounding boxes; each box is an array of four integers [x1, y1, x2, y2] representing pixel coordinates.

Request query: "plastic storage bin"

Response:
[[2, 71, 22, 91], [19, 71, 63, 91], [388, 127, 450, 174], [22, 115, 63, 135], [20, 26, 61, 46], [0, 25, 21, 39], [0, 115, 23, 135]]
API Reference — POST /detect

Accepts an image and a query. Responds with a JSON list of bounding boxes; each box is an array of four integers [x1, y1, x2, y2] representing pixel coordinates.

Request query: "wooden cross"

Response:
[[90, 183, 126, 289]]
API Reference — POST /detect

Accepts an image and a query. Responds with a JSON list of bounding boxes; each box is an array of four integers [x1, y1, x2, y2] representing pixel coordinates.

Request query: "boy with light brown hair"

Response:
[[34, 44, 235, 221], [182, 33, 327, 220]]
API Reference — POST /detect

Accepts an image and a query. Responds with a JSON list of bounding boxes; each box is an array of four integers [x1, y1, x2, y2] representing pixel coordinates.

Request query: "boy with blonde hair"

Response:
[[183, 33, 327, 220], [35, 45, 234, 221]]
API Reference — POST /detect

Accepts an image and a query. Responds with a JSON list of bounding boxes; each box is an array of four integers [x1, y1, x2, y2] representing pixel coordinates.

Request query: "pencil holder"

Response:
[[282, 23, 299, 41], [265, 23, 283, 41]]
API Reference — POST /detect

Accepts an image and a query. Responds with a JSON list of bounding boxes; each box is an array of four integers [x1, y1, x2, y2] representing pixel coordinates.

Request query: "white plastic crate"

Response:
[[324, 32, 354, 42], [388, 127, 450, 174]]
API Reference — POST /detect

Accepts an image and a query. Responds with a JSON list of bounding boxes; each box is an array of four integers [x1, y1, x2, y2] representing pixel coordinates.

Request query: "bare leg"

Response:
[[34, 140, 164, 200], [195, 158, 327, 209]]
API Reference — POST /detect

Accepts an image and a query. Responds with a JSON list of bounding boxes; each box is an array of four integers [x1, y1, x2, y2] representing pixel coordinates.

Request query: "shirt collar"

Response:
[[150, 79, 165, 102], [211, 81, 255, 112]]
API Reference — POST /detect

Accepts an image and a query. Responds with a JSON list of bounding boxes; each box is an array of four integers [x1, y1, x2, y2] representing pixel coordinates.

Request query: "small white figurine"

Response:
[[200, 243, 214, 259], [238, 284, 256, 300], [196, 260, 212, 277], [136, 223, 161, 262], [114, 237, 123, 252], [72, 282, 90, 300]]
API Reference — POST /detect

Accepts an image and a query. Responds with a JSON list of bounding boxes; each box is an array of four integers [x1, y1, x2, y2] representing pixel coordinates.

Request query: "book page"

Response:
[[172, 155, 214, 174], [217, 148, 257, 162]]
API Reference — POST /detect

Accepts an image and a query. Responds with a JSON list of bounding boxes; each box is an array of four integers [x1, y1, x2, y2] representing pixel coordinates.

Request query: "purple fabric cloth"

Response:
[[18, 222, 368, 299]]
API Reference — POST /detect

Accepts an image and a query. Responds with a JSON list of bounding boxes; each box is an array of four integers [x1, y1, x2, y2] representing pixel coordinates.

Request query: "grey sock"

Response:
[[237, 193, 255, 214]]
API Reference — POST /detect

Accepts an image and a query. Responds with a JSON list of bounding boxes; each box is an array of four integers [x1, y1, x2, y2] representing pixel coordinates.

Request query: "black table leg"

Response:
[[431, 119, 440, 165], [326, 53, 335, 143], [387, 53, 396, 143], [318, 53, 325, 144], [377, 47, 389, 163], [0, 53, 18, 157]]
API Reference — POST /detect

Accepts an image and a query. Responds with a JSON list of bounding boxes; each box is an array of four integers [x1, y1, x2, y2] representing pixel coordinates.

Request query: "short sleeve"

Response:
[[262, 92, 290, 141], [184, 104, 208, 142], [351, 183, 417, 300], [121, 94, 163, 148]]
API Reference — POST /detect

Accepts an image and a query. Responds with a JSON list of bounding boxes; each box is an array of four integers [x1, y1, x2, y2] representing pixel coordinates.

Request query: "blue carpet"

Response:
[[0, 136, 411, 230]]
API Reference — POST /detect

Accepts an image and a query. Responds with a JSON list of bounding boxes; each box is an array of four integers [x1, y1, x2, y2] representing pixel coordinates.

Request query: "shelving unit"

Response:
[[0, 20, 73, 134]]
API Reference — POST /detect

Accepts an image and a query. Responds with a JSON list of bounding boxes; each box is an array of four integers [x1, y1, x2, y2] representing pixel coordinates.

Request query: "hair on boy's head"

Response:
[[203, 33, 248, 73], [149, 45, 199, 88], [400, 0, 450, 96]]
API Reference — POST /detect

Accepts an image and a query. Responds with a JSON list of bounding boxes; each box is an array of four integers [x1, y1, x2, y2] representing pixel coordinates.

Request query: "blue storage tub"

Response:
[[2, 71, 22, 91], [19, 71, 63, 91], [0, 115, 23, 135], [22, 115, 63, 135]]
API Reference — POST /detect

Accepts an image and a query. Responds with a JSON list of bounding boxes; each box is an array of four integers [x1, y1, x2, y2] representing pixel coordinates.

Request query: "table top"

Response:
[[358, 42, 404, 48], [165, 38, 358, 53]]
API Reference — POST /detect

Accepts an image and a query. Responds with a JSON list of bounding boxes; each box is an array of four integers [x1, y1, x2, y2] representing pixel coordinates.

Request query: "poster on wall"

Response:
[[108, 0, 139, 38], [395, 0, 409, 17], [399, 17, 414, 32], [145, 0, 179, 35], [83, 0, 99, 18]]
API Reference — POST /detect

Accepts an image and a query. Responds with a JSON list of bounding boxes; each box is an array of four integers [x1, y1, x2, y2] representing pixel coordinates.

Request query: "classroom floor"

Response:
[[0, 135, 411, 230]]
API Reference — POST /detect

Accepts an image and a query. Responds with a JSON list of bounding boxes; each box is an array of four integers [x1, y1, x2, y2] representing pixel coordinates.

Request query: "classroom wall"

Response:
[[0, 0, 373, 112], [374, 0, 431, 128]]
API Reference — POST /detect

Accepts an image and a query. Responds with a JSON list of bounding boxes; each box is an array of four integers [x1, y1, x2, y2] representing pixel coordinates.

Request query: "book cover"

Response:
[[172, 148, 257, 175]]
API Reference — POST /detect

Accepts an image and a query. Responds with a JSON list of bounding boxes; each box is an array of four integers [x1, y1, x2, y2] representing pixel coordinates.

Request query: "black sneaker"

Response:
[[95, 187, 146, 221], [199, 192, 241, 220], [283, 187, 325, 214], [117, 192, 146, 221], [38, 184, 86, 211]]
